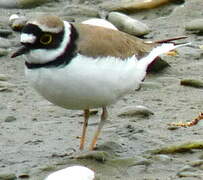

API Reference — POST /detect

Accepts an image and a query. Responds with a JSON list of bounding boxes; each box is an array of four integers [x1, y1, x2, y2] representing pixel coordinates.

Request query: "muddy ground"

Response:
[[0, 0, 203, 179]]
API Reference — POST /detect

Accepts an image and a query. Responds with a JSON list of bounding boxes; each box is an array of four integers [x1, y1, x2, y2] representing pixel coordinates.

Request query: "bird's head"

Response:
[[11, 15, 73, 65]]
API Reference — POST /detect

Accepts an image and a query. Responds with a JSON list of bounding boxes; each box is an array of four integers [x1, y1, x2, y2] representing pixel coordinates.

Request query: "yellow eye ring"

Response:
[[40, 34, 52, 45]]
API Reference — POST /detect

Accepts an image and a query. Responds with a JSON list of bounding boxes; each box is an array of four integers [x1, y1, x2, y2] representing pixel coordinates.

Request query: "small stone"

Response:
[[0, 29, 12, 37], [0, 74, 9, 81], [107, 12, 150, 36], [185, 19, 203, 32], [167, 126, 179, 130], [18, 173, 30, 179], [0, 48, 9, 57], [0, 81, 15, 92], [0, 81, 15, 87], [5, 116, 17, 122], [9, 14, 20, 22], [153, 154, 172, 163], [0, 0, 51, 9], [0, 38, 11, 48], [9, 15, 27, 31], [89, 109, 99, 116], [0, 173, 17, 180], [180, 79, 203, 88], [189, 160, 203, 167], [118, 105, 154, 117], [177, 171, 201, 178], [179, 165, 196, 172]]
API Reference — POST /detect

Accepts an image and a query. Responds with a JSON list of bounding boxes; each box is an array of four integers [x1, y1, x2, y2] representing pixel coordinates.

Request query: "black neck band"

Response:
[[25, 24, 78, 69]]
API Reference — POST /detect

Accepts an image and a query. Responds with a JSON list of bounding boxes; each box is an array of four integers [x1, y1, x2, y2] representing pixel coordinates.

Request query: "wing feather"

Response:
[[72, 23, 153, 60]]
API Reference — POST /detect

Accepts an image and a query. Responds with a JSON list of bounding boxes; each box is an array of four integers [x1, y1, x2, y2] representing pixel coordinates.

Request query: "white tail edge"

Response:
[[138, 42, 191, 69]]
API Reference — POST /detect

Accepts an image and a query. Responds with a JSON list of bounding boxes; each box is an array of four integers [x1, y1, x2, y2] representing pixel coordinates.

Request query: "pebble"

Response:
[[189, 160, 203, 167], [0, 38, 12, 48], [0, 29, 12, 38], [9, 14, 19, 22], [107, 12, 150, 36], [167, 126, 179, 130], [18, 173, 30, 179], [45, 166, 95, 180], [179, 165, 196, 172], [0, 173, 17, 180], [118, 105, 154, 117], [177, 171, 201, 178], [153, 154, 172, 163], [5, 116, 17, 122], [180, 79, 203, 88], [0, 81, 15, 91], [185, 19, 203, 32], [0, 0, 50, 9], [9, 14, 27, 31], [0, 74, 9, 81], [0, 48, 9, 57]]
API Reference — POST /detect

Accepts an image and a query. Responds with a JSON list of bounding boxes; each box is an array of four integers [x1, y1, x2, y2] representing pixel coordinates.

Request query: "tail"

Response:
[[154, 36, 188, 45], [138, 42, 191, 69]]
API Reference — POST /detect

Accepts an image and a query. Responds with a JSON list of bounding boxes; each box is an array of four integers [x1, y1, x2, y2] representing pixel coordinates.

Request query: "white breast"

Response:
[[25, 54, 146, 110]]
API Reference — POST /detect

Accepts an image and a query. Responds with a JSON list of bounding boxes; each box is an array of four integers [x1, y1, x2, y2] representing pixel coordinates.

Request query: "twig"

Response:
[[169, 112, 203, 127]]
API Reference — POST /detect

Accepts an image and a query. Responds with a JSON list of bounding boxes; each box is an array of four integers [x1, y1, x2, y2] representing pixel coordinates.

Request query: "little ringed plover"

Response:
[[11, 15, 189, 150]]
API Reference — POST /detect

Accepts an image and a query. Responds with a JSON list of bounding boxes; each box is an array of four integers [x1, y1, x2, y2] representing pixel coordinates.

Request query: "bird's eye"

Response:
[[40, 34, 52, 45]]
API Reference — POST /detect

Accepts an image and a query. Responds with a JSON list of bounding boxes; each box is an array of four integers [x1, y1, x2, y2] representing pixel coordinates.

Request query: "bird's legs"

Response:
[[79, 109, 90, 150], [89, 107, 108, 150]]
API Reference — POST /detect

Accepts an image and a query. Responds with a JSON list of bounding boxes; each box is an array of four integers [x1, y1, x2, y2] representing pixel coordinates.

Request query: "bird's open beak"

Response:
[[11, 46, 30, 58]]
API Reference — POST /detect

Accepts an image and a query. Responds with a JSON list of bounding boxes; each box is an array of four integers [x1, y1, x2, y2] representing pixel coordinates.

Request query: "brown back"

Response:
[[73, 23, 154, 60]]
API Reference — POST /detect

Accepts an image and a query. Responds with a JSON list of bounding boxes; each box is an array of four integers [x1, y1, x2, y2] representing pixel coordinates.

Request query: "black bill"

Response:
[[11, 46, 30, 58]]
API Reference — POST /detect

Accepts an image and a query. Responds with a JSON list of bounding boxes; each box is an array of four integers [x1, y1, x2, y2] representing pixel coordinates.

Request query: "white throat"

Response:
[[24, 21, 72, 64]]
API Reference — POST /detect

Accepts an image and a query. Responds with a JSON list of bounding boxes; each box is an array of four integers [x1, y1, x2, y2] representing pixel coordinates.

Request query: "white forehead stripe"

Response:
[[21, 33, 36, 43]]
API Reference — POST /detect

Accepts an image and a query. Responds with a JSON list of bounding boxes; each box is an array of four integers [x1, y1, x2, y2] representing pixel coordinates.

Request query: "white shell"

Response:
[[45, 166, 95, 180]]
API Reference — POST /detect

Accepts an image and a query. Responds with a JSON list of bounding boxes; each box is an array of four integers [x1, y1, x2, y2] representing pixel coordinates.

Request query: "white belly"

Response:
[[25, 54, 146, 110]]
